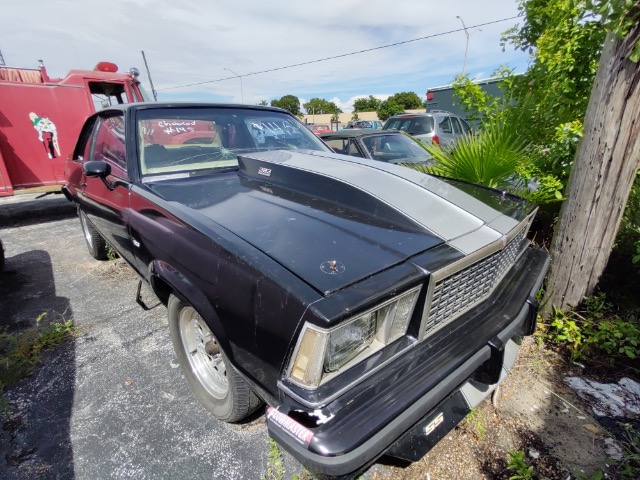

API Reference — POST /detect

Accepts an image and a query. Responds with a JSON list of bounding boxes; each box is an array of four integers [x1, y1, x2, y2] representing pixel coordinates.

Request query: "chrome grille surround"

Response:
[[418, 211, 536, 340]]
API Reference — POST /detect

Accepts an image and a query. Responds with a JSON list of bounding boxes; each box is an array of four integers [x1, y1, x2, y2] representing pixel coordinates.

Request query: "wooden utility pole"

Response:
[[544, 24, 640, 313]]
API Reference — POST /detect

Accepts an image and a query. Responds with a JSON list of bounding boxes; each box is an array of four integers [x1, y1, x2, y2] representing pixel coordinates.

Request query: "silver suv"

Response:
[[382, 111, 471, 147]]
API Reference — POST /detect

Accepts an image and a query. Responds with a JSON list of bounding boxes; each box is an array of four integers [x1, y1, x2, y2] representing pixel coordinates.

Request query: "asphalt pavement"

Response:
[[0, 193, 317, 480]]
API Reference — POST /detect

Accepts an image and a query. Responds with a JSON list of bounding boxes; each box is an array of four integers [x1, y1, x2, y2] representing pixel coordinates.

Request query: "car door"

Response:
[[77, 112, 136, 266]]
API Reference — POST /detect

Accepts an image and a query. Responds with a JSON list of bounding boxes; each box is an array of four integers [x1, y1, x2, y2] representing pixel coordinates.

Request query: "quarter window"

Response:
[[459, 118, 472, 134], [347, 140, 364, 157], [324, 138, 349, 155], [451, 117, 462, 135]]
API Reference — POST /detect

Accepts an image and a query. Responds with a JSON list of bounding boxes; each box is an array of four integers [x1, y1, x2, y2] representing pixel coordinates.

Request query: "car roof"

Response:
[[97, 101, 291, 116], [319, 129, 404, 139], [387, 111, 459, 120]]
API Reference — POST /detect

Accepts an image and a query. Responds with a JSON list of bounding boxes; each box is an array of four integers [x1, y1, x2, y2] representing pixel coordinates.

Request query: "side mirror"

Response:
[[83, 161, 111, 178]]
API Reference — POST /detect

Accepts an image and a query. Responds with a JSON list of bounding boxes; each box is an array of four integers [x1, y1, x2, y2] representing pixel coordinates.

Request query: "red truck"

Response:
[[0, 60, 151, 197]]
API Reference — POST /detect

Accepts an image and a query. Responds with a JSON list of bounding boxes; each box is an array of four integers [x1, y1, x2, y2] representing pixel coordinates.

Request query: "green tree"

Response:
[[387, 91, 423, 109], [270, 95, 301, 115], [257, 100, 268, 106], [448, 0, 640, 311], [376, 99, 405, 121], [303, 98, 342, 115], [353, 95, 382, 112], [453, 1, 607, 181]]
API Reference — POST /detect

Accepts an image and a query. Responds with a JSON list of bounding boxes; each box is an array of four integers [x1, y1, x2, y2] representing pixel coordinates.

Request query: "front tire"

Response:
[[78, 207, 108, 260], [167, 294, 262, 422]]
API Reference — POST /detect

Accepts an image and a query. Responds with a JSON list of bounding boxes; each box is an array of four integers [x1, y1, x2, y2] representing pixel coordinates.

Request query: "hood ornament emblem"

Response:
[[320, 260, 345, 275]]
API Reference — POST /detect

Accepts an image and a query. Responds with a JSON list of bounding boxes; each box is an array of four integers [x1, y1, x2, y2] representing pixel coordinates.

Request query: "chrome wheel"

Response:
[[77, 207, 108, 260], [179, 306, 228, 399]]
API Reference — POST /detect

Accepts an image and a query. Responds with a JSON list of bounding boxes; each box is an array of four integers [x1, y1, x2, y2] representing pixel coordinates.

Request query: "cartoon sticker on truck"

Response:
[[29, 112, 60, 159]]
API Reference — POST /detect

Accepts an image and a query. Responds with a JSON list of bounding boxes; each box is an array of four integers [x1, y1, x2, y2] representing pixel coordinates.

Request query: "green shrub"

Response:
[[541, 293, 640, 362]]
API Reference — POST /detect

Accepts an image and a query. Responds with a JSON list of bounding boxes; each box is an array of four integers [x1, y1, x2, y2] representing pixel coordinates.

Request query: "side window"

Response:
[[439, 116, 452, 134], [459, 118, 472, 134], [451, 117, 462, 135], [347, 140, 364, 157], [92, 115, 127, 177], [88, 81, 130, 111]]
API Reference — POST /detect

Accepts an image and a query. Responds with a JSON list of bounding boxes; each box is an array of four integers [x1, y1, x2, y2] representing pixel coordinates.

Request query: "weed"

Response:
[[0, 313, 75, 392], [106, 244, 118, 261], [576, 470, 604, 480], [463, 407, 486, 439], [263, 437, 285, 480], [506, 450, 534, 480]]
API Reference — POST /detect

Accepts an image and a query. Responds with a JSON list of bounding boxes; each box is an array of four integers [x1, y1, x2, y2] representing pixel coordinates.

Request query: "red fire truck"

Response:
[[0, 60, 151, 197]]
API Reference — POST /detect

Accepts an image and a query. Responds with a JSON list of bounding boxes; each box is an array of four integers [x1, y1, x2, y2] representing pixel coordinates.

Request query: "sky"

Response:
[[2, 0, 532, 112]]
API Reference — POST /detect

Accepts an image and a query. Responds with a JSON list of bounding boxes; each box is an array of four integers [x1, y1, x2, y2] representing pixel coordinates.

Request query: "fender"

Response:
[[149, 259, 231, 356]]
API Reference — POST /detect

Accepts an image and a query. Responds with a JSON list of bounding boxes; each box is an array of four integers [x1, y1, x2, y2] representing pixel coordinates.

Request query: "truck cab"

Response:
[[0, 60, 150, 197]]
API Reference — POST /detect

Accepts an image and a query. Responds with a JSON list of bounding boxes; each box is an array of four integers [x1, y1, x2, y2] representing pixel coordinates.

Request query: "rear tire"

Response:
[[78, 207, 108, 260], [167, 294, 262, 422], [0, 239, 5, 272]]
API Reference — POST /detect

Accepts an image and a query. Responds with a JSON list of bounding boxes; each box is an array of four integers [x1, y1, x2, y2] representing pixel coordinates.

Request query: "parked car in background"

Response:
[[343, 120, 383, 130], [320, 129, 433, 166], [383, 111, 471, 147], [63, 102, 549, 478], [307, 124, 332, 134]]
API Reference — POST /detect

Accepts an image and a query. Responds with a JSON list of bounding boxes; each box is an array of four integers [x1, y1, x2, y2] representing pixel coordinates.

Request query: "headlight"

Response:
[[288, 286, 421, 389], [325, 313, 376, 372]]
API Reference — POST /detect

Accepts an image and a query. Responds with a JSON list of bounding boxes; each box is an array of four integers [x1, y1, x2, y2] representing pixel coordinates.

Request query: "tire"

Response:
[[0, 239, 4, 272], [167, 294, 262, 422], [78, 207, 108, 260]]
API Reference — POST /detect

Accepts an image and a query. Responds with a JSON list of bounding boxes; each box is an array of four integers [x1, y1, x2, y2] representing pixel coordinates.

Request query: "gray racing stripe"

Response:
[[240, 150, 518, 254]]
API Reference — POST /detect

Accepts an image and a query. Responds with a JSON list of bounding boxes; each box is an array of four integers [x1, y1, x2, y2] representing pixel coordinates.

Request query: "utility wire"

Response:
[[158, 16, 518, 91]]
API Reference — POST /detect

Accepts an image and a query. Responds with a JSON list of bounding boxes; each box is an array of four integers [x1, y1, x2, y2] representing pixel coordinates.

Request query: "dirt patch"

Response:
[[90, 258, 139, 279], [370, 338, 621, 480]]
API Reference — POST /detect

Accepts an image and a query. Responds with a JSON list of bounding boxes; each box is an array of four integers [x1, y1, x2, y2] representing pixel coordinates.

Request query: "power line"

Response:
[[158, 16, 519, 92]]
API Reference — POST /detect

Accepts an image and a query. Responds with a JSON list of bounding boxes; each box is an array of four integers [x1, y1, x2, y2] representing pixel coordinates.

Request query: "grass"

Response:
[[0, 312, 75, 394], [263, 438, 285, 480]]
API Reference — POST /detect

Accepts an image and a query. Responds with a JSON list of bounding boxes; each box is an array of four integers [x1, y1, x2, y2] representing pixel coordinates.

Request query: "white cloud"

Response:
[[2, 0, 528, 107]]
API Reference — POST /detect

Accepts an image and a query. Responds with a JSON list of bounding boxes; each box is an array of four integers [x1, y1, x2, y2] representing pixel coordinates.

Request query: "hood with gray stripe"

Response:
[[150, 149, 533, 295]]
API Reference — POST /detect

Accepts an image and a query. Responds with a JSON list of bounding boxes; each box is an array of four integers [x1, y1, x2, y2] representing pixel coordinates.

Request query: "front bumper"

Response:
[[267, 247, 550, 477]]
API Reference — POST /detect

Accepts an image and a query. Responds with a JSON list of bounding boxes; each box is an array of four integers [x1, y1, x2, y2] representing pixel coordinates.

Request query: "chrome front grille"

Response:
[[423, 227, 528, 335]]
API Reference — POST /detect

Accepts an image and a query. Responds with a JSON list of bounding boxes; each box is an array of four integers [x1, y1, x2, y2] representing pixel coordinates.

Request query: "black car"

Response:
[[63, 102, 549, 478], [320, 129, 433, 166]]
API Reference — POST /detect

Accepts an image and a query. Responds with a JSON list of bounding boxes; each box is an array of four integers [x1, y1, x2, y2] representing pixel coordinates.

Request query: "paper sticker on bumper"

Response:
[[267, 407, 314, 446]]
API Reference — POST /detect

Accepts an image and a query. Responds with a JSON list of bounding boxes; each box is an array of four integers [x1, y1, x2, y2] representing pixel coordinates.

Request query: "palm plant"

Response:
[[421, 119, 539, 190]]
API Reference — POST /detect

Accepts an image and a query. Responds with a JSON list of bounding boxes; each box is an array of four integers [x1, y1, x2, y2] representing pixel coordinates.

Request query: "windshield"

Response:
[[360, 133, 432, 164], [137, 107, 329, 176], [383, 116, 434, 135]]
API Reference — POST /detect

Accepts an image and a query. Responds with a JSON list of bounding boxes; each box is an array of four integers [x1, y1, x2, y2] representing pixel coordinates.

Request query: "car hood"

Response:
[[147, 150, 533, 295]]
